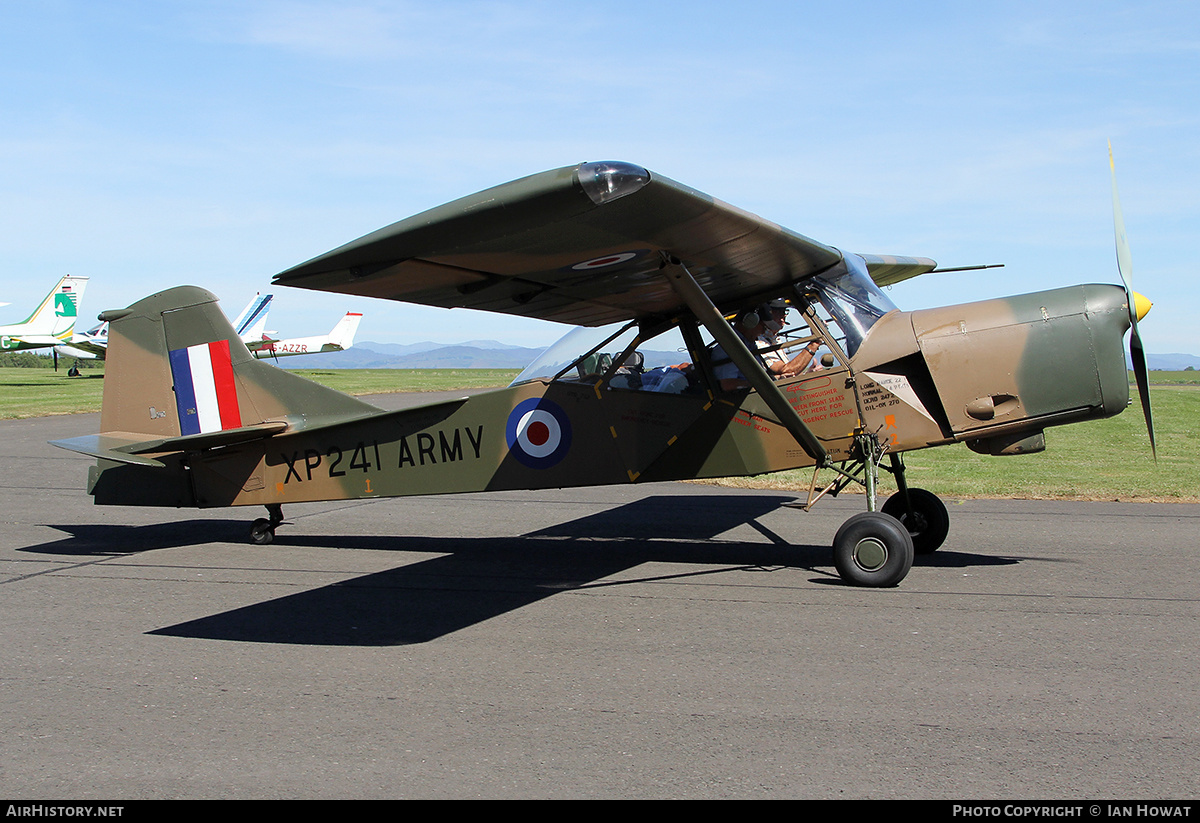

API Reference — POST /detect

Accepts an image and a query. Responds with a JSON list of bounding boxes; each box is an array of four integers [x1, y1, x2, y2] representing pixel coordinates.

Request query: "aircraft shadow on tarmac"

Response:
[[21, 519, 251, 556], [25, 495, 1014, 645]]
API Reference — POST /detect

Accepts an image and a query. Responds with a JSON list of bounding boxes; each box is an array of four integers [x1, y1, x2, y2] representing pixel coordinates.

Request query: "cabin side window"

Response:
[[509, 321, 703, 394]]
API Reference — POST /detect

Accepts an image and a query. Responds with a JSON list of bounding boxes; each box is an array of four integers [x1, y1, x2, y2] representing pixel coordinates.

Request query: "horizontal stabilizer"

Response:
[[50, 434, 169, 467], [6, 335, 64, 346], [51, 422, 290, 466], [126, 421, 290, 454]]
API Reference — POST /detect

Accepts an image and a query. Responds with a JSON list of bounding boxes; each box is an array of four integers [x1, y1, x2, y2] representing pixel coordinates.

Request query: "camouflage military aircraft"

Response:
[[50, 151, 1153, 587]]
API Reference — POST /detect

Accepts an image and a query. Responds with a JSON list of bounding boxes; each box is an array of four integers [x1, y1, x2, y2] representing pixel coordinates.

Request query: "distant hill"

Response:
[[272, 341, 1200, 372], [356, 339, 536, 356], [1124, 352, 1200, 371], [1146, 353, 1200, 371], [275, 340, 547, 369]]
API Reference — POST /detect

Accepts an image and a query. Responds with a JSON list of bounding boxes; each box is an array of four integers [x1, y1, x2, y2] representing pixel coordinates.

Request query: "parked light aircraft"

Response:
[[231, 292, 273, 345], [50, 151, 1153, 587], [55, 293, 273, 362], [244, 310, 362, 360], [54, 322, 108, 363], [1, 276, 88, 354], [55, 292, 359, 364]]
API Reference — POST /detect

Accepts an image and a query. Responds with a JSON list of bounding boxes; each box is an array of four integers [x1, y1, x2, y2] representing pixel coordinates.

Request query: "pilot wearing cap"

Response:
[[758, 299, 820, 378]]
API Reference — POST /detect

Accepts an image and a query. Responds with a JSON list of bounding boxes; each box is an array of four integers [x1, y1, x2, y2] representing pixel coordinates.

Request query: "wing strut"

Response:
[[661, 256, 828, 465]]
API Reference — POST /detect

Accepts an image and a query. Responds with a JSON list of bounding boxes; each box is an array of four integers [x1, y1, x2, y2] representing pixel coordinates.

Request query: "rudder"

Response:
[[99, 286, 378, 440], [9, 275, 89, 338], [328, 312, 362, 350]]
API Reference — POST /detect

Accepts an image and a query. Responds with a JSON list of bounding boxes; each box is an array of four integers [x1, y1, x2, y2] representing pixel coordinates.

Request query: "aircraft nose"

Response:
[[1133, 291, 1152, 322]]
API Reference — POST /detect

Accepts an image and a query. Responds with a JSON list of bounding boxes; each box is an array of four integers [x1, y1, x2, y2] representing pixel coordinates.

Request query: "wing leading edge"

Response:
[[273, 161, 934, 325]]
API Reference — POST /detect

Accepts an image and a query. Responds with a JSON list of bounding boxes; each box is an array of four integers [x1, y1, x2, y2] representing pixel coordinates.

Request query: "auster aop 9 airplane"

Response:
[[51, 150, 1154, 587]]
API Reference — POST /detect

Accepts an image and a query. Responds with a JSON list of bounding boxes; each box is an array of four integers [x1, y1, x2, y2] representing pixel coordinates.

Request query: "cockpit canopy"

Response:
[[511, 251, 897, 388], [804, 253, 897, 357]]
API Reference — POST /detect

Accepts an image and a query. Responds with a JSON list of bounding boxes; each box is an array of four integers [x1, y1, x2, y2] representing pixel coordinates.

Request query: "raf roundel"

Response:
[[506, 398, 572, 469], [570, 251, 641, 271]]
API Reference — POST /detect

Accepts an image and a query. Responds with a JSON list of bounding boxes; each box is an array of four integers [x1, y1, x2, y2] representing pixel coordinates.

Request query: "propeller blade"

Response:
[[1108, 141, 1156, 460], [1129, 324, 1157, 461], [1109, 141, 1135, 322]]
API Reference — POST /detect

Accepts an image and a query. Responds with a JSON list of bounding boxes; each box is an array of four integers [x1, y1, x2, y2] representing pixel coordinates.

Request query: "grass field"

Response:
[[0, 366, 521, 419], [3, 366, 1196, 502], [708, 386, 1199, 503]]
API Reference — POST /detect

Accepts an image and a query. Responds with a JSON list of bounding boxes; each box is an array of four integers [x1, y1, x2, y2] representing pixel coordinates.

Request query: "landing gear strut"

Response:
[[791, 433, 949, 586], [249, 504, 284, 545]]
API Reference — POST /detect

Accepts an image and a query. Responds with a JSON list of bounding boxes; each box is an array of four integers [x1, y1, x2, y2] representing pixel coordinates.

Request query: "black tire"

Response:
[[881, 487, 949, 554], [249, 518, 275, 545], [833, 512, 914, 587]]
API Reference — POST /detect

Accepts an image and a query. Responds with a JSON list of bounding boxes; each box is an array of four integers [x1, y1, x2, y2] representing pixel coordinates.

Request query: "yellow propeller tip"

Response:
[[1133, 291, 1152, 321]]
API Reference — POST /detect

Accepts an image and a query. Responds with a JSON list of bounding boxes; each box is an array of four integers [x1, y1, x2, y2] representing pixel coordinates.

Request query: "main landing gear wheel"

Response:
[[833, 512, 914, 587], [881, 487, 949, 555], [249, 504, 284, 545], [249, 519, 274, 545]]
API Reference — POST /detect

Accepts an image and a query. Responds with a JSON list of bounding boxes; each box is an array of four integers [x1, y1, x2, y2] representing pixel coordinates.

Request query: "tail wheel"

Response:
[[833, 512, 914, 587], [881, 488, 949, 554]]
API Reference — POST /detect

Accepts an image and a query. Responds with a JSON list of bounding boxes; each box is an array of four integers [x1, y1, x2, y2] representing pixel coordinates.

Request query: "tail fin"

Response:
[[232, 292, 273, 341], [12, 276, 89, 339], [327, 312, 362, 351], [98, 286, 377, 440]]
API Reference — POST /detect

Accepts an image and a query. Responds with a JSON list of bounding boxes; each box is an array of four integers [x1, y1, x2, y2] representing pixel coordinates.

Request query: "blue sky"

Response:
[[2, 0, 1197, 353]]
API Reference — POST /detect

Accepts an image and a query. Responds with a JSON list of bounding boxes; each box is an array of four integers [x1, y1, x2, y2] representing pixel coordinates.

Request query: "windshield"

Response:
[[809, 253, 897, 356]]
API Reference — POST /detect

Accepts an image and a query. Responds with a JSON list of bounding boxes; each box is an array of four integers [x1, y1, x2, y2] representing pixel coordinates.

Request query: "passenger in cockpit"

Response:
[[610, 350, 692, 393]]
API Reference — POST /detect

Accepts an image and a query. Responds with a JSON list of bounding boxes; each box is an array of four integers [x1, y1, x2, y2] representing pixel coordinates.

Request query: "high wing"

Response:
[[859, 254, 938, 287], [273, 161, 935, 326]]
